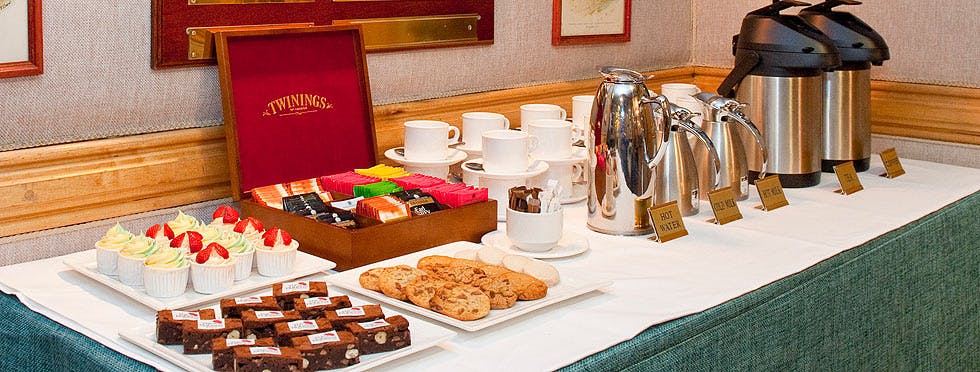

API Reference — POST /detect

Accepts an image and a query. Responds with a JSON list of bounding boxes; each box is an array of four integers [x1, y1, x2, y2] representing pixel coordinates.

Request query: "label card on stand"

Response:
[[833, 162, 864, 195], [647, 201, 688, 243], [755, 175, 789, 211], [707, 187, 743, 225], [879, 148, 906, 178]]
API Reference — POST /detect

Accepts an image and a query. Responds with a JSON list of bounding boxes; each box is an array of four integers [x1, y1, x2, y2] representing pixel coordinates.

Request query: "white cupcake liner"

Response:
[[95, 244, 121, 276], [144, 265, 189, 298], [190, 261, 236, 294], [231, 251, 254, 281], [117, 254, 147, 286], [254, 241, 299, 277]]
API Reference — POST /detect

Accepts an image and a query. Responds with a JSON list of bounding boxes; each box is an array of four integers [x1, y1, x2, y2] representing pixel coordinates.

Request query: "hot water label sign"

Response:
[[647, 201, 688, 243], [833, 162, 864, 195], [879, 148, 906, 178]]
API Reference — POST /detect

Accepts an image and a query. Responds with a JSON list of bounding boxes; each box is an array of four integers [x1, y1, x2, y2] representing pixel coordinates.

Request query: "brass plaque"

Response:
[[755, 176, 789, 211], [187, 23, 314, 60], [648, 201, 688, 243], [833, 162, 864, 195], [189, 0, 313, 5], [333, 14, 479, 51], [879, 148, 906, 179], [707, 187, 743, 225]]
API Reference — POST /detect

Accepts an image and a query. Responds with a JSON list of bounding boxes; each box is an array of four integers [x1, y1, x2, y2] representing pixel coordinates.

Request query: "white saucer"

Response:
[[384, 148, 468, 167], [561, 182, 588, 204], [480, 230, 590, 259], [461, 158, 549, 180], [455, 144, 483, 155], [533, 147, 588, 164]]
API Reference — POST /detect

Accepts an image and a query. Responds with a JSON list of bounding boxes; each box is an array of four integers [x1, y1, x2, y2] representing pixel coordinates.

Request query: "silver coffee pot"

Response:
[[692, 93, 769, 200], [587, 67, 672, 235], [654, 104, 721, 216]]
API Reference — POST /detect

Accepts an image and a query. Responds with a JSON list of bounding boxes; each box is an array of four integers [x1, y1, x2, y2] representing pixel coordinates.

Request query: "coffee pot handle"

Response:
[[676, 119, 722, 190], [641, 94, 673, 170], [725, 106, 769, 178]]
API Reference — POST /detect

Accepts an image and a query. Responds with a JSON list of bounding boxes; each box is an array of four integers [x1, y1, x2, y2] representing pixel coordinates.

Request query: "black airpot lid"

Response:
[[799, 0, 890, 67]]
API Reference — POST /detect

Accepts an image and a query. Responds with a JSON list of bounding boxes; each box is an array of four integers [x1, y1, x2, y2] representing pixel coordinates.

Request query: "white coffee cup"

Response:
[[507, 208, 564, 252], [530, 163, 584, 200], [482, 130, 539, 174], [571, 95, 595, 132], [526, 119, 582, 160], [462, 112, 510, 149], [404, 120, 460, 161], [660, 83, 701, 99], [520, 104, 567, 131]]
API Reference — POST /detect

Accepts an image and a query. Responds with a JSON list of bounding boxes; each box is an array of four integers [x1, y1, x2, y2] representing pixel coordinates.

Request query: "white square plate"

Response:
[[118, 289, 456, 372], [325, 241, 612, 332], [65, 251, 336, 311]]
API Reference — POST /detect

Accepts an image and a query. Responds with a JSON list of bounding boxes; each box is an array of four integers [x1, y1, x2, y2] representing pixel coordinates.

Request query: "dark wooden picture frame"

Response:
[[552, 0, 631, 46], [0, 0, 43, 78]]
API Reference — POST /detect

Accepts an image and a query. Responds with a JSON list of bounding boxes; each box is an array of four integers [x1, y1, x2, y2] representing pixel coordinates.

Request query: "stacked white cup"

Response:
[[661, 83, 703, 148], [400, 120, 461, 178]]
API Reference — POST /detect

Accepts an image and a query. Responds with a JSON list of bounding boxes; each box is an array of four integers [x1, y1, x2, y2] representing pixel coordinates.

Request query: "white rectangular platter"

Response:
[[325, 241, 613, 332], [65, 251, 336, 311], [119, 289, 456, 372]]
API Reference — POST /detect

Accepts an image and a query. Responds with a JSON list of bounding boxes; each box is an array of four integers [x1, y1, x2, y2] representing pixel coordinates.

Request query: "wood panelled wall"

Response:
[[1, 66, 976, 237]]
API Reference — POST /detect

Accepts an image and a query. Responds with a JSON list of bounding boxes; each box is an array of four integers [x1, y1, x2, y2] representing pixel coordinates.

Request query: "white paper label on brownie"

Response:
[[303, 297, 331, 308], [281, 281, 310, 294], [234, 296, 263, 305], [225, 339, 256, 347], [197, 319, 226, 330], [287, 320, 319, 332], [255, 311, 285, 319], [308, 331, 341, 345], [249, 347, 282, 356], [357, 319, 390, 330], [170, 311, 200, 321], [336, 307, 365, 317]]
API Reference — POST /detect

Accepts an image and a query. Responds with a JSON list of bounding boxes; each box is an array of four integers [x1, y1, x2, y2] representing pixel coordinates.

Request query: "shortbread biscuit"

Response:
[[430, 283, 491, 321], [359, 267, 387, 292], [378, 265, 427, 301], [404, 277, 454, 310], [477, 246, 507, 266], [501, 254, 532, 272], [523, 260, 560, 287], [453, 249, 478, 261], [473, 275, 518, 309], [500, 271, 548, 301]]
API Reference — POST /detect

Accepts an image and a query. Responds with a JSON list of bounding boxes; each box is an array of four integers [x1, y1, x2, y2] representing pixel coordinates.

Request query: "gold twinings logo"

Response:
[[262, 94, 334, 117]]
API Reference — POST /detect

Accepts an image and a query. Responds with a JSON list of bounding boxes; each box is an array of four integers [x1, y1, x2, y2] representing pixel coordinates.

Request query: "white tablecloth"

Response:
[[1, 158, 978, 371]]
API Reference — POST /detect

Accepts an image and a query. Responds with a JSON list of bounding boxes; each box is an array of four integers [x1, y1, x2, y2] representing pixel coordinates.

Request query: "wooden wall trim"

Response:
[[693, 66, 980, 146], [2, 65, 976, 237]]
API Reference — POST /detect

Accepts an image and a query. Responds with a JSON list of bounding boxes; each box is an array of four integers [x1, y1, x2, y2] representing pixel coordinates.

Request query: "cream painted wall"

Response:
[[692, 0, 980, 87], [0, 1, 691, 151]]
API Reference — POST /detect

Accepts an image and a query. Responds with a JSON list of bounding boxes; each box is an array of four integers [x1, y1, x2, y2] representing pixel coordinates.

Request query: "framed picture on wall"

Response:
[[552, 0, 631, 46], [0, 0, 43, 78]]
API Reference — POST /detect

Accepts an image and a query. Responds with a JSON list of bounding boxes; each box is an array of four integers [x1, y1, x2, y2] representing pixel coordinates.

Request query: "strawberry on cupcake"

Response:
[[144, 223, 175, 247], [170, 231, 204, 257], [233, 217, 265, 244], [254, 227, 299, 277], [208, 205, 240, 232]]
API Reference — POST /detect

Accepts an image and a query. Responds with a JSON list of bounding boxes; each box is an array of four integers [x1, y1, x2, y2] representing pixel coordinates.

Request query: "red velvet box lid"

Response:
[[216, 26, 378, 200]]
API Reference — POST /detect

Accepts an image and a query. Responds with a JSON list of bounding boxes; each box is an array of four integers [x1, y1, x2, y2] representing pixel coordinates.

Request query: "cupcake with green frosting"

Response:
[[117, 236, 159, 286], [166, 210, 201, 236], [95, 223, 134, 276], [143, 246, 190, 298], [214, 231, 255, 281], [195, 225, 223, 246]]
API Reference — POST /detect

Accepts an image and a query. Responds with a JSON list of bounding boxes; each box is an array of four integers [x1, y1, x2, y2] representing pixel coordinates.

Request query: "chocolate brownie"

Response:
[[233, 346, 302, 372], [219, 296, 280, 318], [272, 281, 330, 310], [345, 315, 411, 354], [274, 318, 333, 346], [156, 309, 216, 345], [291, 331, 360, 370], [293, 295, 352, 319], [211, 337, 275, 372], [323, 305, 384, 329], [241, 310, 302, 339], [181, 318, 244, 354]]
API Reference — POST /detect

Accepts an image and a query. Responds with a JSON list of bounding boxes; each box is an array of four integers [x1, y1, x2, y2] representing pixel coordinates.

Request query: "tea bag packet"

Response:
[[392, 189, 442, 216], [252, 184, 290, 209], [315, 210, 359, 229], [390, 174, 447, 190], [320, 172, 381, 196], [282, 193, 331, 217], [353, 181, 404, 198], [356, 195, 411, 222], [354, 164, 411, 180], [330, 197, 363, 211], [286, 178, 324, 195], [443, 186, 488, 208]]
